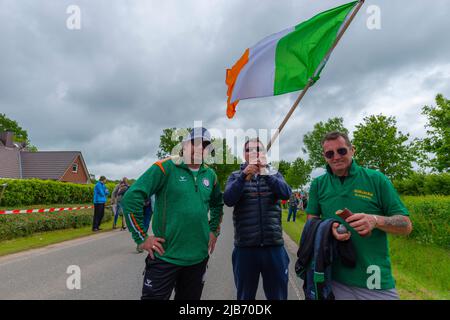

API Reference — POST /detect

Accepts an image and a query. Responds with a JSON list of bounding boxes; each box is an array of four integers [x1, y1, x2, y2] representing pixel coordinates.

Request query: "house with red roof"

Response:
[[0, 131, 90, 184]]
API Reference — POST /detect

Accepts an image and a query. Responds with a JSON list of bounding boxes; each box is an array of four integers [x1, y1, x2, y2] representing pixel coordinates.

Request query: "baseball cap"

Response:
[[183, 127, 212, 143]]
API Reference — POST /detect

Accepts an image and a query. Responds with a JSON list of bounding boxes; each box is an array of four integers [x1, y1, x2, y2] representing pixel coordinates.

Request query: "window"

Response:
[[72, 163, 78, 173]]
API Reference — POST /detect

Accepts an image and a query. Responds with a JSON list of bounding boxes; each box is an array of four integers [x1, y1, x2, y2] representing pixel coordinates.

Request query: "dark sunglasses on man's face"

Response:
[[245, 146, 263, 153], [191, 140, 210, 149], [324, 147, 348, 159]]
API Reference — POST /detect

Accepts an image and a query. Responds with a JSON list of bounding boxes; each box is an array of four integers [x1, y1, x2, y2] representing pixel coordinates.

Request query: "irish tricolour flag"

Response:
[[226, 1, 358, 118]]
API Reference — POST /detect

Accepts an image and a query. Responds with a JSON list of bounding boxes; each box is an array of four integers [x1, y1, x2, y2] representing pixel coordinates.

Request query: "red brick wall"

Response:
[[60, 156, 89, 184]]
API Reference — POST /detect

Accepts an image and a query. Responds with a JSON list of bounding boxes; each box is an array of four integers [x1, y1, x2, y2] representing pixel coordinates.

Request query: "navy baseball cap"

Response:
[[183, 127, 212, 143]]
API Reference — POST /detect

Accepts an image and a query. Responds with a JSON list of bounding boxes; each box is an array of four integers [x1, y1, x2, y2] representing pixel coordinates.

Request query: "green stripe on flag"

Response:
[[274, 1, 358, 95]]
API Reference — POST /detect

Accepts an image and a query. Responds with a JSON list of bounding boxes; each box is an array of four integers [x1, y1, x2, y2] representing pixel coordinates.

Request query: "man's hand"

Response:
[[243, 164, 259, 178], [208, 232, 218, 254], [332, 222, 351, 241], [346, 213, 377, 237], [140, 235, 166, 259], [257, 153, 268, 167]]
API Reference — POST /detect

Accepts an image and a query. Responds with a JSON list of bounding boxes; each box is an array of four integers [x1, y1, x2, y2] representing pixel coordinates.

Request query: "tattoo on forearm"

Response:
[[383, 215, 410, 228]]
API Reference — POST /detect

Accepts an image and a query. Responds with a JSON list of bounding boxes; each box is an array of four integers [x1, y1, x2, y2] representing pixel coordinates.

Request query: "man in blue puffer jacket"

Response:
[[92, 176, 109, 232], [224, 138, 292, 300]]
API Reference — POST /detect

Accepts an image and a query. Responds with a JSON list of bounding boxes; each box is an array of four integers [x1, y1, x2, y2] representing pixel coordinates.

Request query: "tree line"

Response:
[[1, 94, 448, 192]]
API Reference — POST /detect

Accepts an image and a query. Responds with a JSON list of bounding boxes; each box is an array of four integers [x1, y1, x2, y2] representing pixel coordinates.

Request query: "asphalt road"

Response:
[[0, 207, 303, 300]]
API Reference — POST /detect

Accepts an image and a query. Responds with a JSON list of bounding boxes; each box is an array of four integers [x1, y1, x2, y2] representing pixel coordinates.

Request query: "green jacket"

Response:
[[121, 156, 224, 266]]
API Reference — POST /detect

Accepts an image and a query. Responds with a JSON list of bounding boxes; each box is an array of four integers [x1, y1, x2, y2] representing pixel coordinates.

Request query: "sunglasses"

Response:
[[245, 146, 264, 153], [191, 140, 210, 149], [324, 147, 348, 159]]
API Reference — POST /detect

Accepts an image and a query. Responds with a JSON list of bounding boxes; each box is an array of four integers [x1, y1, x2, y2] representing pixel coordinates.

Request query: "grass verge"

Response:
[[0, 223, 116, 257], [0, 203, 115, 257]]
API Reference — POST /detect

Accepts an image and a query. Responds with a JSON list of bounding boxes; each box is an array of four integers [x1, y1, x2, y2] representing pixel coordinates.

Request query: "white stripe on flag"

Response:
[[231, 26, 294, 103]]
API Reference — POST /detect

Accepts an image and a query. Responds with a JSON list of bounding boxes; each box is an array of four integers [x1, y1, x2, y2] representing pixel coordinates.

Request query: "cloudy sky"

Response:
[[1, 0, 449, 180]]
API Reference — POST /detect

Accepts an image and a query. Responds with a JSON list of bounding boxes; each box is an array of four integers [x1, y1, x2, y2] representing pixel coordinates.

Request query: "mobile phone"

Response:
[[336, 208, 353, 220]]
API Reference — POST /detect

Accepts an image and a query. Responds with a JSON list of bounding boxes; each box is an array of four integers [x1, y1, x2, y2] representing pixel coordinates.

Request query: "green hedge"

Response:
[[0, 207, 113, 241], [402, 196, 450, 248], [394, 173, 450, 196], [0, 179, 115, 207]]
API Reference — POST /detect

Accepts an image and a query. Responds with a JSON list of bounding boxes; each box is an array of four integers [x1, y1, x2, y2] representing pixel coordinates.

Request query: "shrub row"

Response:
[[394, 173, 450, 196], [0, 207, 113, 241], [0, 179, 116, 207], [402, 195, 450, 248]]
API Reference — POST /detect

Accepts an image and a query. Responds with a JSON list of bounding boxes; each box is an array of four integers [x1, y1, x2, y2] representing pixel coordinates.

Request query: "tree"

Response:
[[207, 138, 241, 189], [272, 160, 291, 177], [156, 127, 191, 159], [0, 113, 37, 151], [421, 94, 450, 172], [352, 114, 416, 180], [303, 117, 348, 168], [285, 157, 312, 190]]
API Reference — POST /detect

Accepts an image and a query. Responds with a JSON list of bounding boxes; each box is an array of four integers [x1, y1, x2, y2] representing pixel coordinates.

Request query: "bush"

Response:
[[394, 173, 450, 196], [402, 195, 450, 248], [0, 207, 113, 241], [0, 179, 116, 207]]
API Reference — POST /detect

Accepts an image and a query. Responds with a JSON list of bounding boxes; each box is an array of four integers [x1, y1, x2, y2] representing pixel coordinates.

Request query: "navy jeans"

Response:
[[287, 206, 297, 221], [232, 246, 290, 300], [113, 203, 122, 226]]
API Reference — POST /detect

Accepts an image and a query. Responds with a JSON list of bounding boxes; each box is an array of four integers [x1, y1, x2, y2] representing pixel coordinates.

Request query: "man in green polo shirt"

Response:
[[306, 131, 412, 300]]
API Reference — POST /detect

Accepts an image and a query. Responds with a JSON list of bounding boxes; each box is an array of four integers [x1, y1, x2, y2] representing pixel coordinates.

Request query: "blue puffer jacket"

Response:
[[295, 218, 356, 300], [223, 163, 292, 247], [93, 181, 109, 204]]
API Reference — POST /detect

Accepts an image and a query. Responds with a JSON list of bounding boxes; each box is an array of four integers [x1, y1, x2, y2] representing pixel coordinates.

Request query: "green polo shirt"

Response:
[[306, 160, 409, 289]]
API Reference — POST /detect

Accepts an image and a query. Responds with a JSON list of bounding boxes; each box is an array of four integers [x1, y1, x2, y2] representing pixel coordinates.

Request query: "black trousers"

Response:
[[92, 203, 105, 230], [141, 255, 209, 300]]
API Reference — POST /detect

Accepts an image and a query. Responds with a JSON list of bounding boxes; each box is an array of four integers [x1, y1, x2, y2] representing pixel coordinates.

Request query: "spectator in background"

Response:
[[302, 193, 308, 211], [296, 192, 303, 212], [111, 183, 119, 228], [112, 177, 129, 230], [92, 176, 109, 232], [287, 192, 299, 222]]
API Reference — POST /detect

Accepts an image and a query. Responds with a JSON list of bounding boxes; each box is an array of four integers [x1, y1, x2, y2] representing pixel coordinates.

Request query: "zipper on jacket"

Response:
[[191, 171, 199, 192], [186, 166, 201, 194], [257, 176, 264, 246], [185, 165, 207, 210]]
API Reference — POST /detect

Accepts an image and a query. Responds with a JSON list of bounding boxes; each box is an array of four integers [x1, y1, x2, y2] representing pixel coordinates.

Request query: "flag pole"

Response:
[[266, 0, 365, 152]]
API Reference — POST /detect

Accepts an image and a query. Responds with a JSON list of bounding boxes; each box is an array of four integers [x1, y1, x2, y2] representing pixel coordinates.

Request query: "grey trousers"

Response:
[[331, 280, 400, 300]]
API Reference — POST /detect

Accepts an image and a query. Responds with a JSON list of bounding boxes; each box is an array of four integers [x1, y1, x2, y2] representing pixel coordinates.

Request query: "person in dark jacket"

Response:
[[224, 138, 292, 300], [287, 192, 299, 222], [112, 177, 129, 230]]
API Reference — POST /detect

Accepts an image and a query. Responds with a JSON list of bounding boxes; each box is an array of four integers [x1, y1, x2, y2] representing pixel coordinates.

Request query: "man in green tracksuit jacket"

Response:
[[121, 127, 224, 300]]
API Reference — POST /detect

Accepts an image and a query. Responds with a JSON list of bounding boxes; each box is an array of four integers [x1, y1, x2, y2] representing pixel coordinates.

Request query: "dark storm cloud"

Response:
[[0, 0, 449, 179]]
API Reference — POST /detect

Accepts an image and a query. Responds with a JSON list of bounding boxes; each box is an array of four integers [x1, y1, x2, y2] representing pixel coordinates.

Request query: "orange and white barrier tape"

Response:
[[0, 205, 93, 215]]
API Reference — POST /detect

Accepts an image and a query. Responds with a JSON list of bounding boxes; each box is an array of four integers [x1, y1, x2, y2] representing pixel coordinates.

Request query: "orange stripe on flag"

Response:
[[226, 48, 249, 119]]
